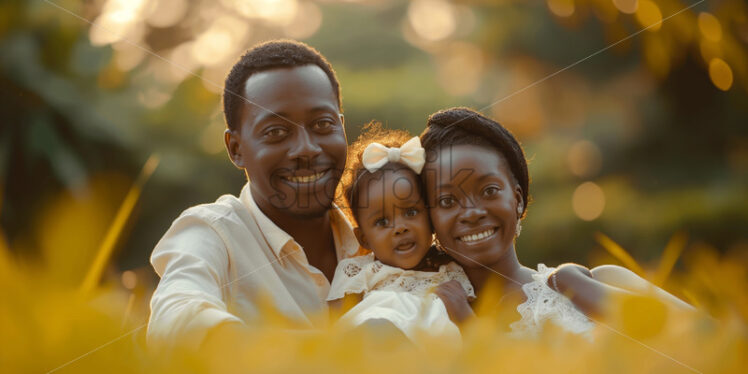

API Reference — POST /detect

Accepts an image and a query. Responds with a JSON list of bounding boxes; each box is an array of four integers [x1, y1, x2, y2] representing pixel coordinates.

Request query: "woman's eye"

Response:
[[405, 208, 419, 217], [438, 196, 455, 208], [374, 217, 389, 227], [483, 186, 500, 198]]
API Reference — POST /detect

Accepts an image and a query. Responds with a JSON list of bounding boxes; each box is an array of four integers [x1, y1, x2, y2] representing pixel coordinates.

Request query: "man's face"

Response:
[[227, 64, 347, 219]]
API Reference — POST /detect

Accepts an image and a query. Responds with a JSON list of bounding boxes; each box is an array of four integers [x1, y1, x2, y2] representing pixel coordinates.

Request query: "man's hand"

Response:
[[434, 280, 475, 325]]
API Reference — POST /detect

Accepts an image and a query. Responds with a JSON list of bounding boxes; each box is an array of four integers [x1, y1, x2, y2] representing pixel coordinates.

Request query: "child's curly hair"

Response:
[[338, 122, 418, 222]]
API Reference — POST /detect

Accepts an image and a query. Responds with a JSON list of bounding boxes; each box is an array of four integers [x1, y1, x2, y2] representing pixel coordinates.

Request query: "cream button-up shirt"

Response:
[[147, 182, 363, 345]]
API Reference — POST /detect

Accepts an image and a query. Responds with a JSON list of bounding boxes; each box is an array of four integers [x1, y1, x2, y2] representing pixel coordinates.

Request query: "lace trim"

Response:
[[327, 253, 475, 300], [510, 264, 594, 338]]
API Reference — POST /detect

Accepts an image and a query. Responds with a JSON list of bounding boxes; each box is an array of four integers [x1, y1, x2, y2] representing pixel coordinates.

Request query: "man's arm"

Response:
[[147, 213, 243, 348]]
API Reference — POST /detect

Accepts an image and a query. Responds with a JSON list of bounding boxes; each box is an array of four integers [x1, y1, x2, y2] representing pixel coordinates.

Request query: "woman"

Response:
[[419, 107, 693, 336]]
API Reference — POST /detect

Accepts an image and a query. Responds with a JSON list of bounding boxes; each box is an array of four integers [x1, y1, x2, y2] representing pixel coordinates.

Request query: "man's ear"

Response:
[[225, 129, 243, 169], [353, 227, 369, 249]]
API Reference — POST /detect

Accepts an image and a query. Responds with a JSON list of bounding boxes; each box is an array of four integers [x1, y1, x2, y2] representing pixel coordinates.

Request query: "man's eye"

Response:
[[405, 208, 419, 217], [264, 127, 289, 138], [374, 217, 389, 227], [312, 119, 335, 132], [438, 196, 455, 209]]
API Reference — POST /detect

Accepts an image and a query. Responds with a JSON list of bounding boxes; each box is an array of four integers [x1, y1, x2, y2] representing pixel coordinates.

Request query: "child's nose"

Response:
[[394, 222, 409, 235]]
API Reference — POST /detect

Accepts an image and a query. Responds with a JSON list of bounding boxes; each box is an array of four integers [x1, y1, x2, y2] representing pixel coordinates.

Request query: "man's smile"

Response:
[[282, 169, 329, 184]]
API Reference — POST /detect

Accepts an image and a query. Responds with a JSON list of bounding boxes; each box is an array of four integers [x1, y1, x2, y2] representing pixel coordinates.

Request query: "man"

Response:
[[147, 40, 362, 347]]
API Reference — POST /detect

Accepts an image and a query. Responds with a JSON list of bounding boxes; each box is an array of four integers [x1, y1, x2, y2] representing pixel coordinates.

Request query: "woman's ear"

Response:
[[224, 129, 243, 169], [353, 227, 369, 249]]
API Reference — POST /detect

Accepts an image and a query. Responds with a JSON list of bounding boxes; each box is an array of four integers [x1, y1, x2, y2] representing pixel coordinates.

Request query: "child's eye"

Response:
[[374, 217, 390, 227], [405, 207, 419, 217], [482, 185, 501, 198], [438, 196, 455, 209]]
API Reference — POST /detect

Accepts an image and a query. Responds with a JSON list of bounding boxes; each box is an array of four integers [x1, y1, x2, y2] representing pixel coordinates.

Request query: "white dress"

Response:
[[510, 264, 594, 338], [327, 252, 475, 343]]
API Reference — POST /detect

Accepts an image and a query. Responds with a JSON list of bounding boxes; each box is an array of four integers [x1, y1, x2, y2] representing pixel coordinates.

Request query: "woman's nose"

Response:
[[459, 207, 487, 224]]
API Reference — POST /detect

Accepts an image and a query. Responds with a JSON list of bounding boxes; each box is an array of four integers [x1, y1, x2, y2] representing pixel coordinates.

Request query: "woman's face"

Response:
[[423, 145, 523, 269]]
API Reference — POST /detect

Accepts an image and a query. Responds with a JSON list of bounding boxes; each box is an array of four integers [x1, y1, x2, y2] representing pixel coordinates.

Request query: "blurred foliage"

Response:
[[1, 0, 747, 281]]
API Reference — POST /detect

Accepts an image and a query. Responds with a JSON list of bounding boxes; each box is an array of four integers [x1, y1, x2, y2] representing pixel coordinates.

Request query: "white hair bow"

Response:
[[361, 136, 425, 174]]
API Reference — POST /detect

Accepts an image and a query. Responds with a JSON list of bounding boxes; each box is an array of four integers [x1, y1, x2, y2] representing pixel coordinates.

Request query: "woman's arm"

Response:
[[547, 264, 634, 317], [549, 264, 695, 318], [590, 265, 694, 310]]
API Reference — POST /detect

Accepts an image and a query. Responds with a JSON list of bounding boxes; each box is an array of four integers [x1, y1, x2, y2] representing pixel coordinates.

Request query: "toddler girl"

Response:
[[327, 123, 474, 343]]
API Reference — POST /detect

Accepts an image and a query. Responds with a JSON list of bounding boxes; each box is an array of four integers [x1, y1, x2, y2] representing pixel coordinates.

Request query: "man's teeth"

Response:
[[459, 229, 495, 243], [285, 171, 325, 183]]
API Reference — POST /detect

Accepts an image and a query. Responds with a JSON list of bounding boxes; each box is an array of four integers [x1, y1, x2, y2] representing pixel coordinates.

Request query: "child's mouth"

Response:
[[394, 241, 416, 253]]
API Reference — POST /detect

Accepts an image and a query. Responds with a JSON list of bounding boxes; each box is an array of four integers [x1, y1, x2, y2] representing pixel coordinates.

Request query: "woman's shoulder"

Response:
[[511, 263, 594, 337]]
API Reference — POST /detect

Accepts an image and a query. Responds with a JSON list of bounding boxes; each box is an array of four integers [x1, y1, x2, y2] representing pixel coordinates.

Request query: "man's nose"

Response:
[[288, 128, 322, 164]]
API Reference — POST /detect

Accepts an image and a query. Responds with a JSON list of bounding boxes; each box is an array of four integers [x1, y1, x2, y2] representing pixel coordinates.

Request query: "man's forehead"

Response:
[[242, 65, 332, 98], [239, 65, 337, 120]]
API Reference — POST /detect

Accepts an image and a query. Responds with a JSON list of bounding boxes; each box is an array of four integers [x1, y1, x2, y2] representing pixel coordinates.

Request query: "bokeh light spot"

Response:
[[708, 58, 733, 91], [121, 270, 137, 290], [436, 42, 484, 96], [567, 140, 602, 178], [612, 0, 638, 14], [145, 0, 189, 28], [698, 12, 722, 42], [572, 182, 606, 221], [547, 0, 575, 18], [283, 1, 323, 39], [408, 0, 457, 42], [635, 0, 662, 32]]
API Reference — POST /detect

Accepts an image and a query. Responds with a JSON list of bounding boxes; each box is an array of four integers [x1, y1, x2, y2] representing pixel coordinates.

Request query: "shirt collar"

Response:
[[239, 182, 366, 265]]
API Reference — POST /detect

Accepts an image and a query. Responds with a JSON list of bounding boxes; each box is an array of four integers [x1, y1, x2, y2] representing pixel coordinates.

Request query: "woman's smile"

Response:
[[456, 226, 498, 244]]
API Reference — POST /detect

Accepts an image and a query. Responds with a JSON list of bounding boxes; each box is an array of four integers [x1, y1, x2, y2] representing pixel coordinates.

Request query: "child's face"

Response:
[[355, 167, 432, 270], [227, 65, 347, 219], [423, 145, 523, 269]]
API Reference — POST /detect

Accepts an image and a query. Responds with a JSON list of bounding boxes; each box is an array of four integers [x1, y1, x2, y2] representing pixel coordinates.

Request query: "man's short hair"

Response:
[[223, 40, 342, 132]]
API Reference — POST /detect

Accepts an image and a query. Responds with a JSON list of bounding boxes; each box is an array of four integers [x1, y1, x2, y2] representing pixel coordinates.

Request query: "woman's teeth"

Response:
[[459, 228, 496, 243], [285, 171, 325, 183]]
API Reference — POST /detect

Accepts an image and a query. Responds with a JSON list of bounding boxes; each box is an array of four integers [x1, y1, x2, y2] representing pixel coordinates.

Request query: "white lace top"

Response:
[[327, 252, 476, 301], [510, 264, 594, 338]]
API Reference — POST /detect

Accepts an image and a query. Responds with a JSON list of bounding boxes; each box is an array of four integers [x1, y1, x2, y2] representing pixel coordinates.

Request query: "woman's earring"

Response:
[[515, 206, 523, 238], [433, 235, 446, 253]]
